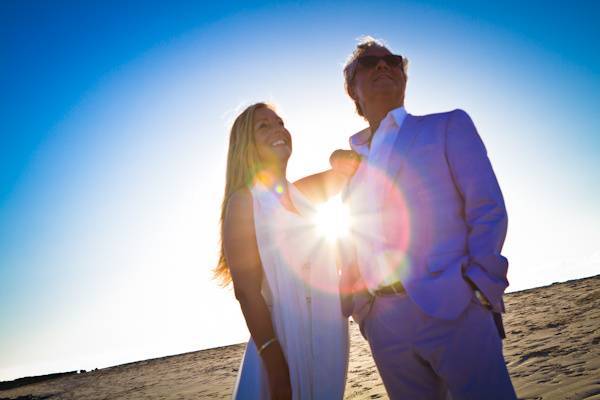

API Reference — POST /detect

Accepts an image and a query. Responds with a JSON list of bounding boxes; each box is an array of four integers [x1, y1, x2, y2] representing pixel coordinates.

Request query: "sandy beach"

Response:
[[2, 274, 599, 400]]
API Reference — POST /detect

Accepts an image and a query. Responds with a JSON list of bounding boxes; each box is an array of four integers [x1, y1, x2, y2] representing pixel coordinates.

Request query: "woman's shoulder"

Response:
[[229, 187, 252, 202], [226, 187, 254, 220]]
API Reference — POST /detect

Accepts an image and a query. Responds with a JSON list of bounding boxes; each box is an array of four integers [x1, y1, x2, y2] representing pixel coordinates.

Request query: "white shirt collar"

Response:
[[388, 106, 407, 128], [350, 106, 407, 155]]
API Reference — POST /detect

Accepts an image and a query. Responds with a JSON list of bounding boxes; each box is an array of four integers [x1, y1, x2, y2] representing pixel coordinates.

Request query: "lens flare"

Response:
[[256, 161, 418, 299], [313, 195, 351, 242]]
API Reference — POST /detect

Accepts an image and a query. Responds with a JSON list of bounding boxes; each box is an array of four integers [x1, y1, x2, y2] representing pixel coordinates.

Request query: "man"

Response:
[[338, 37, 517, 399]]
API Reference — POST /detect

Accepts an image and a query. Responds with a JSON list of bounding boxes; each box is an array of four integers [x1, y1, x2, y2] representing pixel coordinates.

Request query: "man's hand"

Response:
[[330, 149, 361, 178]]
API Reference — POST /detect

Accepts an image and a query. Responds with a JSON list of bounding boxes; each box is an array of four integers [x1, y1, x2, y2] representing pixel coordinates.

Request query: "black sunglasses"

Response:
[[356, 54, 404, 69]]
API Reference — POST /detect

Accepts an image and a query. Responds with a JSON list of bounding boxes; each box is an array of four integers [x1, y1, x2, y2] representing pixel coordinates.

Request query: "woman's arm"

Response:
[[293, 150, 360, 203], [223, 189, 292, 399]]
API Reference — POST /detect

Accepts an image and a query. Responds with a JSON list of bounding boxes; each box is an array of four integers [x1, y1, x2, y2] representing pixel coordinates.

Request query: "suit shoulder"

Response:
[[415, 109, 471, 122]]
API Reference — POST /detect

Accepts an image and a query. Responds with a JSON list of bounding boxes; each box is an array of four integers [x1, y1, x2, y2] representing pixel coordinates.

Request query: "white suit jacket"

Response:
[[342, 109, 509, 320]]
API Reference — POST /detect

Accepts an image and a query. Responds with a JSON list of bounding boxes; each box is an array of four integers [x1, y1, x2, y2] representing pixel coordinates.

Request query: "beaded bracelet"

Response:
[[257, 337, 278, 355]]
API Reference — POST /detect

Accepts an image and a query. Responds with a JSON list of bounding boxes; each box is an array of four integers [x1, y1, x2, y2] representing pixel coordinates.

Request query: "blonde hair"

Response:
[[214, 102, 270, 286], [343, 36, 409, 117]]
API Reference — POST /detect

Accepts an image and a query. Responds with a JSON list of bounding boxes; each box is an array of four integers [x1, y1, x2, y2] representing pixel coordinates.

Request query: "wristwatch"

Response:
[[474, 289, 492, 309], [464, 275, 492, 309]]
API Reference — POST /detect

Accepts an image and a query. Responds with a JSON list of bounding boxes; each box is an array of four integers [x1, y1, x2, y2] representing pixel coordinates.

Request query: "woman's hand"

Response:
[[262, 341, 292, 399], [330, 149, 361, 178], [268, 369, 292, 400]]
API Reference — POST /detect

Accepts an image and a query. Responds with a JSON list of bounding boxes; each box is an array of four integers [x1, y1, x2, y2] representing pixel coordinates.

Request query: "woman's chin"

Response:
[[259, 149, 291, 170], [276, 146, 292, 161]]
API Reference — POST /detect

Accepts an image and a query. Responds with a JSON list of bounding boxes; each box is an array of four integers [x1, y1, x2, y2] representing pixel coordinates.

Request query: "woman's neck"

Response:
[[255, 163, 299, 213], [256, 163, 287, 192]]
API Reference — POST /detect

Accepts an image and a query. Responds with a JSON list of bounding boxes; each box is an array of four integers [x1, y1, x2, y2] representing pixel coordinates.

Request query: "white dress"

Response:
[[232, 182, 349, 399]]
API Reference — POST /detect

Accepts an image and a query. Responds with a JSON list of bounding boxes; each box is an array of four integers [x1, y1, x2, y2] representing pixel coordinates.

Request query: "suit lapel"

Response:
[[385, 114, 421, 180], [344, 115, 421, 202]]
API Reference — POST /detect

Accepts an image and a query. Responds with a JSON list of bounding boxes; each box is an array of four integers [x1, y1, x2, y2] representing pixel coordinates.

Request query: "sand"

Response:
[[2, 274, 599, 400]]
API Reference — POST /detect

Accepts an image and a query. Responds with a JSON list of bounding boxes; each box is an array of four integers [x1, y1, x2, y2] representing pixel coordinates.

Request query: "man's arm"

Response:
[[445, 109, 509, 312]]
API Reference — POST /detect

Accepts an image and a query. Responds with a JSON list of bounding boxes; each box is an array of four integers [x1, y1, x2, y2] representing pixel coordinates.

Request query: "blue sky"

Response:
[[1, 0, 599, 381]]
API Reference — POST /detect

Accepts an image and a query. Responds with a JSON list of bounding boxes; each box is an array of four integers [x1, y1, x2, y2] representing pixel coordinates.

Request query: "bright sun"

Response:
[[313, 195, 351, 242]]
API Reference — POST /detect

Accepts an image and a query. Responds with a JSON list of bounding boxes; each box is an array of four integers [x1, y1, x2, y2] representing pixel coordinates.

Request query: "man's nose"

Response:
[[375, 59, 390, 70]]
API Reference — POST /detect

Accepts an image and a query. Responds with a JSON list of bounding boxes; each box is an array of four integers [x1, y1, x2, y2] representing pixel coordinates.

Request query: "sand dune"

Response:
[[2, 275, 599, 400]]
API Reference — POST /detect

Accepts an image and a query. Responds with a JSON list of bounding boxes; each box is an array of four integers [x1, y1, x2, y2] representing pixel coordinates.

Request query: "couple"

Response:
[[215, 37, 517, 399]]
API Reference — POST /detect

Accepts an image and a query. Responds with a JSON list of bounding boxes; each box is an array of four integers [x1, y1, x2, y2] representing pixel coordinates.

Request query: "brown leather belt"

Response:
[[373, 281, 406, 296]]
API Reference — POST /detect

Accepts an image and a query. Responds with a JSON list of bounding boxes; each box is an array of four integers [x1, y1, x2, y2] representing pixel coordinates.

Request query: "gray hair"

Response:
[[343, 36, 408, 117]]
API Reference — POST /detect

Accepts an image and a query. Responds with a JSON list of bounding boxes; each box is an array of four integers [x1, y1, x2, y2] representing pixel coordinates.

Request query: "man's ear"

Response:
[[347, 84, 357, 100]]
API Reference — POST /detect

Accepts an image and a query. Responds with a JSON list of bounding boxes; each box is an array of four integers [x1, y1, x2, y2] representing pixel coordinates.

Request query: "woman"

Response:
[[214, 103, 357, 399]]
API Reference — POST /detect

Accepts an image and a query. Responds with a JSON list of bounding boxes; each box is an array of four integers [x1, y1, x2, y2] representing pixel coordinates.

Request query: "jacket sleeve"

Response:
[[445, 109, 509, 312]]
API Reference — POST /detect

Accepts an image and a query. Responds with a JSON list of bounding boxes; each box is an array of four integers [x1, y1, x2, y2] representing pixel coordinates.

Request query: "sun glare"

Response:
[[314, 195, 351, 242]]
